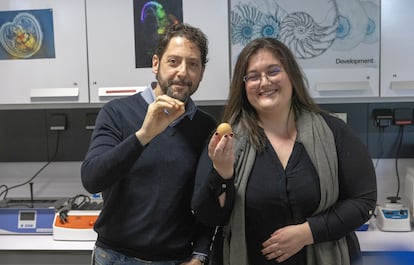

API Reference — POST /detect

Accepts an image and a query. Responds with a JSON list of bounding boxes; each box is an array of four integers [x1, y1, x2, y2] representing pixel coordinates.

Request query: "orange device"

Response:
[[53, 210, 100, 241]]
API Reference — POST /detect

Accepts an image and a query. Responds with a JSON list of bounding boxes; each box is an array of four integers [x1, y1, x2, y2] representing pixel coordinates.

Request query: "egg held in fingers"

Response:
[[216, 122, 233, 137]]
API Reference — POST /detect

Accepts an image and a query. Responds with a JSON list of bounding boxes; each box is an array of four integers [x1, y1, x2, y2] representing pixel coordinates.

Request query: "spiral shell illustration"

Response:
[[361, 1, 379, 44], [279, 11, 338, 59], [230, 0, 379, 63], [331, 0, 369, 51], [230, 4, 264, 46]]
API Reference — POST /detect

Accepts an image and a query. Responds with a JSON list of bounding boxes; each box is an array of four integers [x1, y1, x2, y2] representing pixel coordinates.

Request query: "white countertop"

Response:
[[0, 218, 413, 252], [0, 234, 94, 251], [355, 218, 414, 252]]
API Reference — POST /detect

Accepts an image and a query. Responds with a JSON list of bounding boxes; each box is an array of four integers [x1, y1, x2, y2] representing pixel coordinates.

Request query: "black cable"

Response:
[[374, 126, 385, 169], [0, 131, 61, 200], [57, 194, 91, 223], [388, 125, 405, 203]]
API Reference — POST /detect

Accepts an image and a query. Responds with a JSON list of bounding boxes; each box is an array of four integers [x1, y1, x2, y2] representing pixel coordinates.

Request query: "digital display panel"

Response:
[[20, 211, 35, 221]]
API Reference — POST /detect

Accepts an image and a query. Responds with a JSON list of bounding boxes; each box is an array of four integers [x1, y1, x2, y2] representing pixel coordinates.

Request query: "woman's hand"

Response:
[[208, 131, 235, 179], [261, 222, 314, 263]]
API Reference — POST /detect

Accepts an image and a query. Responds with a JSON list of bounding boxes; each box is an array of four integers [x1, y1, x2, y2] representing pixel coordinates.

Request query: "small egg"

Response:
[[216, 122, 233, 136]]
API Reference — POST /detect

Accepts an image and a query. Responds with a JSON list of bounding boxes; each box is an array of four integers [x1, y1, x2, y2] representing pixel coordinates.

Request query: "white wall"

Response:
[[374, 159, 413, 206], [0, 161, 87, 199]]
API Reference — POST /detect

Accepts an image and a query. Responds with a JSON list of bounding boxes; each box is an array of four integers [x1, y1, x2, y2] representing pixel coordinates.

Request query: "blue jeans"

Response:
[[92, 246, 184, 265]]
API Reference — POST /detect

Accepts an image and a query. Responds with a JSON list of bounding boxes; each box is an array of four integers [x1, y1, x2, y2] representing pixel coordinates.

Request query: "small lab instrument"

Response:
[[376, 203, 411, 232], [0, 198, 66, 234], [53, 197, 102, 241]]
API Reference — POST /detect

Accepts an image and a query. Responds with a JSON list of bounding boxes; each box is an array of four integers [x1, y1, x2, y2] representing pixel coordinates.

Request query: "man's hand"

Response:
[[136, 95, 185, 145]]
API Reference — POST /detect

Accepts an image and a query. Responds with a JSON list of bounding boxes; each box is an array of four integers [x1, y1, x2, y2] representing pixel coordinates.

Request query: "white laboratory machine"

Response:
[[376, 202, 411, 232]]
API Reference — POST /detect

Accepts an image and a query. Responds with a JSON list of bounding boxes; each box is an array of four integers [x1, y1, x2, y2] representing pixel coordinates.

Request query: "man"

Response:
[[81, 23, 216, 265]]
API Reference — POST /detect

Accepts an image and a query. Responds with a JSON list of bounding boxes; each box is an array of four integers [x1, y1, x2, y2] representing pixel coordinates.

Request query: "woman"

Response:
[[191, 38, 377, 265]]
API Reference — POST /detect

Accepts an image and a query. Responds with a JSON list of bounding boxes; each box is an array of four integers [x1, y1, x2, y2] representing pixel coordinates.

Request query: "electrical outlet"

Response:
[[49, 114, 67, 131], [394, 108, 412, 125], [373, 109, 393, 128], [85, 113, 97, 130]]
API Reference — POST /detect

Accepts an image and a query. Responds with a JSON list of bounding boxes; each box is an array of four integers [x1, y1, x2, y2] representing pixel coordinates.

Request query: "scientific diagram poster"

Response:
[[229, 0, 380, 70], [0, 9, 55, 60], [133, 0, 183, 68]]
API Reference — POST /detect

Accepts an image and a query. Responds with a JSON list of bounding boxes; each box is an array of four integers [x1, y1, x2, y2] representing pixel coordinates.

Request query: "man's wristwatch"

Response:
[[192, 254, 208, 264]]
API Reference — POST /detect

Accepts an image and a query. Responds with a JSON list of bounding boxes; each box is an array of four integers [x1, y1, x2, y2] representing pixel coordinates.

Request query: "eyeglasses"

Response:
[[243, 67, 283, 86]]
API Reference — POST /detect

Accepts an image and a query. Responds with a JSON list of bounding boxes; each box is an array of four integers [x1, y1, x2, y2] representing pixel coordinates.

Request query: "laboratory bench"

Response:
[[0, 235, 94, 265], [0, 219, 413, 265]]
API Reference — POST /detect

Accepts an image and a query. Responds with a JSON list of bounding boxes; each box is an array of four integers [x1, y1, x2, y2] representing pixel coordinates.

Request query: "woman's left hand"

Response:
[[261, 222, 314, 263], [208, 131, 235, 179]]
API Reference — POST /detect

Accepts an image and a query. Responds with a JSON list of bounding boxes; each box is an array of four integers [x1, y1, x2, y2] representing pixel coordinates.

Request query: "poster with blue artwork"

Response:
[[0, 9, 55, 60], [229, 0, 380, 70]]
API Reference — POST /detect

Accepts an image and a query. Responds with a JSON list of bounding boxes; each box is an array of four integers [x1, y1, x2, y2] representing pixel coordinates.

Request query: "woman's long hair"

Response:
[[222, 38, 322, 152]]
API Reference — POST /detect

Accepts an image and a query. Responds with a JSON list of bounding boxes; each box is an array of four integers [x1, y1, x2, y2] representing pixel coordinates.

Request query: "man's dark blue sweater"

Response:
[[81, 91, 217, 261]]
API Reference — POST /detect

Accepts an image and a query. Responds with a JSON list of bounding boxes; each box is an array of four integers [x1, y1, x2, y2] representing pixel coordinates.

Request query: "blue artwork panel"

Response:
[[0, 9, 55, 60]]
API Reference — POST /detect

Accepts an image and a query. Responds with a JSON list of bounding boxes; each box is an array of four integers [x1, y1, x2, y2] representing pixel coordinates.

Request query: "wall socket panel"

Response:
[[373, 108, 393, 127], [393, 108, 413, 125], [369, 103, 414, 159], [49, 114, 67, 131]]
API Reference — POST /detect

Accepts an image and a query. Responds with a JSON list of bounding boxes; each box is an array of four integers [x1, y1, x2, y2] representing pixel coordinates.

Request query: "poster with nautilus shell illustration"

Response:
[[230, 0, 380, 70], [133, 0, 183, 68], [0, 9, 55, 60]]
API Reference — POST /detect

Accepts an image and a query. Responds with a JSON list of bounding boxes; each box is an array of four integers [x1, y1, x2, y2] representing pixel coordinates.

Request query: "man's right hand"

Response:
[[136, 95, 185, 145]]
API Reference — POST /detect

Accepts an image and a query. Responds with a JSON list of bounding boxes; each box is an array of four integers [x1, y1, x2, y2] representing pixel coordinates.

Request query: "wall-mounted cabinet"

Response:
[[0, 0, 230, 105], [1, 0, 414, 105], [0, 0, 89, 104], [86, 0, 230, 103], [295, 0, 380, 99], [228, 0, 380, 100], [380, 0, 414, 97], [305, 67, 379, 99]]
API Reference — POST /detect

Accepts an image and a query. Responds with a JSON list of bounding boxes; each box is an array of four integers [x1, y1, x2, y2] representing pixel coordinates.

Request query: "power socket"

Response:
[[394, 108, 412, 125], [85, 113, 97, 130], [373, 108, 393, 128], [49, 114, 67, 131]]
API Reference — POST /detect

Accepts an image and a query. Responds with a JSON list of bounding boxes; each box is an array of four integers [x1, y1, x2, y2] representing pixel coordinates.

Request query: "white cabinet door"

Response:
[[86, 0, 230, 103], [380, 0, 414, 97], [0, 0, 89, 104], [302, 0, 380, 99]]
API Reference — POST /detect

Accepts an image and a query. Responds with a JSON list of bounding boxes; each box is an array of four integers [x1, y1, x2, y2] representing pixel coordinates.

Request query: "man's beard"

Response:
[[157, 75, 194, 103], [166, 87, 189, 103]]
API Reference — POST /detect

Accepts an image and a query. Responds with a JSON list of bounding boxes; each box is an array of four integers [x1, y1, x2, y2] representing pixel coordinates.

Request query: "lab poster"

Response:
[[0, 9, 55, 60], [229, 0, 380, 70], [133, 0, 183, 68]]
